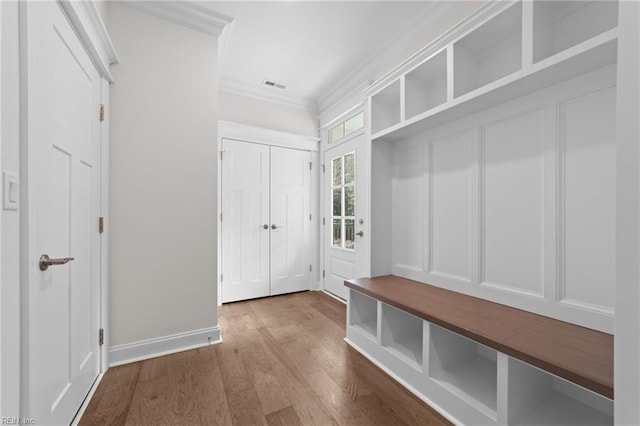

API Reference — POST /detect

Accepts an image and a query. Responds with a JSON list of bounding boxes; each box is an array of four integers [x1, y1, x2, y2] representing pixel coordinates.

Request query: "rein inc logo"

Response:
[[1, 419, 35, 425]]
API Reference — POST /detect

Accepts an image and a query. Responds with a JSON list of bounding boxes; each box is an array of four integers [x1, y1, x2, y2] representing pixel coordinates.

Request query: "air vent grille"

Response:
[[263, 79, 286, 90]]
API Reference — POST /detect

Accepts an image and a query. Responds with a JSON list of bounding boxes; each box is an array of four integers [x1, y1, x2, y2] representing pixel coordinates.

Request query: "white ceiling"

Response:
[[200, 1, 457, 111]]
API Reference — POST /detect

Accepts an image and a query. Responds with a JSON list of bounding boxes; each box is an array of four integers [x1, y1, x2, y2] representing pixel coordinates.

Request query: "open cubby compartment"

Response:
[[429, 325, 498, 420], [453, 1, 523, 98], [371, 80, 401, 135], [532, 0, 618, 64], [505, 357, 612, 426], [348, 290, 378, 340], [404, 49, 448, 119], [380, 303, 423, 368]]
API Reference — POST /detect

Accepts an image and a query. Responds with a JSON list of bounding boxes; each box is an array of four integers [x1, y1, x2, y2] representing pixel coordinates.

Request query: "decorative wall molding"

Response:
[[364, 0, 514, 97], [58, 0, 119, 82], [109, 326, 222, 367], [116, 1, 233, 37], [219, 121, 320, 152]]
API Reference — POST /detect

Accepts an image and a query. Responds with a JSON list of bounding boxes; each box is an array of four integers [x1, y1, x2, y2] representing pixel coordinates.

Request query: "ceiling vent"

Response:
[[263, 79, 286, 90]]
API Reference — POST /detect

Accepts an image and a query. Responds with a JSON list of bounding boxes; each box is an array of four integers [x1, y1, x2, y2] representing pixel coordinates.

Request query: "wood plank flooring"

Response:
[[79, 291, 450, 425]]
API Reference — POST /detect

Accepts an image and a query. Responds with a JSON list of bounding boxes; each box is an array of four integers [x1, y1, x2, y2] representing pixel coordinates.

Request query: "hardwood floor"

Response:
[[79, 291, 451, 425]]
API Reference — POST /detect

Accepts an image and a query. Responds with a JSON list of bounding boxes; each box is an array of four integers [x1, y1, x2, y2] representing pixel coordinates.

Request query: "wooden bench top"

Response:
[[345, 275, 613, 399]]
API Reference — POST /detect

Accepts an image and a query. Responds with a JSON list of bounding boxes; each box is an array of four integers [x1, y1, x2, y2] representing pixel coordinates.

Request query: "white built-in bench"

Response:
[[345, 275, 613, 425]]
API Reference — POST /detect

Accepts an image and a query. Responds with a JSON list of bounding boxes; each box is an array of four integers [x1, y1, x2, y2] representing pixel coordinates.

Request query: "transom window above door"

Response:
[[328, 111, 364, 144], [332, 152, 356, 250]]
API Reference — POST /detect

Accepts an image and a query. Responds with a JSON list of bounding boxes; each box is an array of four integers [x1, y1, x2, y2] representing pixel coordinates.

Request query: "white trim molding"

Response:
[[58, 0, 119, 82], [116, 1, 233, 37], [219, 121, 320, 152], [108, 326, 222, 367]]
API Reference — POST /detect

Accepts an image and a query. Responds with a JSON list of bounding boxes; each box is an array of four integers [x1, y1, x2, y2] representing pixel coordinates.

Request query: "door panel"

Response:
[[324, 135, 366, 300], [270, 147, 311, 295], [26, 2, 101, 423], [221, 139, 270, 303]]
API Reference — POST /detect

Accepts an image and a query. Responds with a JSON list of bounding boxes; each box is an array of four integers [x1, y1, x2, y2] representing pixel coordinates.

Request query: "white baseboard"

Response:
[[109, 326, 222, 367]]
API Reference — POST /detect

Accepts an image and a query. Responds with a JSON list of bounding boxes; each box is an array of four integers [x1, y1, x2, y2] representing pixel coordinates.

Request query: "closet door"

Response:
[[270, 147, 311, 295], [221, 139, 270, 303]]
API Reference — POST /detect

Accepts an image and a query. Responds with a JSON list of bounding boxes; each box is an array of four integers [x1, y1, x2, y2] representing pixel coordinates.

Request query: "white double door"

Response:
[[24, 1, 102, 424], [221, 139, 311, 303]]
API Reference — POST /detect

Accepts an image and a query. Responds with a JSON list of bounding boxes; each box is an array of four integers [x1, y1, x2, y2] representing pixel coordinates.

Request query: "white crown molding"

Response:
[[116, 1, 233, 37], [58, 0, 119, 82], [317, 1, 456, 113], [219, 121, 320, 152], [364, 0, 515, 97], [220, 77, 318, 112], [217, 19, 234, 76]]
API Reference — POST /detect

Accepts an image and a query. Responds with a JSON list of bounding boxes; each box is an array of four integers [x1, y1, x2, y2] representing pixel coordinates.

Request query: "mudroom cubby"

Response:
[[370, 80, 401, 135], [347, 288, 378, 340], [404, 49, 448, 119], [453, 1, 523, 98], [505, 357, 613, 426], [532, 0, 618, 64], [429, 325, 498, 420], [380, 303, 423, 369]]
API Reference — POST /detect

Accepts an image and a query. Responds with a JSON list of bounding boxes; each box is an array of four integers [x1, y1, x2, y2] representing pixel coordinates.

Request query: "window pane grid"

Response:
[[331, 151, 356, 251]]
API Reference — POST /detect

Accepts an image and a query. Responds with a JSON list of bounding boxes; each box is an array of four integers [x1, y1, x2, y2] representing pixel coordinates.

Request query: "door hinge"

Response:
[[323, 217, 325, 226], [220, 212, 223, 221], [309, 162, 312, 170], [309, 264, 312, 272], [322, 269, 325, 278], [98, 217, 104, 234], [220, 273, 223, 282], [99, 328, 104, 346], [322, 164, 325, 173], [309, 213, 312, 222], [220, 151, 226, 160], [99, 104, 105, 122]]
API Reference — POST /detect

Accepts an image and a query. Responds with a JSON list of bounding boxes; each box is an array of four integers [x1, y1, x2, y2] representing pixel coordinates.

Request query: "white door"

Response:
[[25, 2, 102, 424], [221, 139, 271, 303], [221, 141, 311, 302], [270, 146, 311, 295], [323, 135, 366, 300]]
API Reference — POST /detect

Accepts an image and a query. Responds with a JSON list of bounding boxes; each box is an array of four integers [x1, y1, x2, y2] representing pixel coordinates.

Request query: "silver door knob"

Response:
[[39, 254, 75, 271], [271, 224, 283, 230], [356, 231, 364, 237], [262, 224, 269, 230]]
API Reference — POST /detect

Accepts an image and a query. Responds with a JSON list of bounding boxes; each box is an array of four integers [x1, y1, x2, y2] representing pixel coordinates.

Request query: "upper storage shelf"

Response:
[[368, 0, 619, 142], [454, 1, 523, 98], [532, 1, 618, 63]]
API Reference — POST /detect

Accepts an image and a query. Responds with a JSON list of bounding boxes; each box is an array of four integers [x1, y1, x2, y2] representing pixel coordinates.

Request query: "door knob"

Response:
[[356, 231, 364, 237], [262, 224, 269, 230], [271, 224, 283, 230], [39, 254, 75, 271]]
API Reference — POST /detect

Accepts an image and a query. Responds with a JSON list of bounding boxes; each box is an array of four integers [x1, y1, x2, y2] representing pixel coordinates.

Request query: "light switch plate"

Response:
[[3, 171, 19, 211]]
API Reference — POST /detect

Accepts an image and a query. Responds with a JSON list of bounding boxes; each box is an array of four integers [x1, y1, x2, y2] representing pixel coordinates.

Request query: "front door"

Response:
[[323, 135, 366, 300], [25, 2, 102, 424]]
